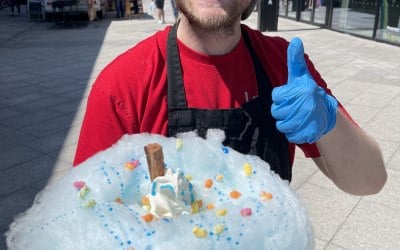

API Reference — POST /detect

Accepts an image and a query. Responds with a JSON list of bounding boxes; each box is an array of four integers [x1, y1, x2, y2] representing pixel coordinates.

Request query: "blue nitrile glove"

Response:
[[271, 37, 338, 144]]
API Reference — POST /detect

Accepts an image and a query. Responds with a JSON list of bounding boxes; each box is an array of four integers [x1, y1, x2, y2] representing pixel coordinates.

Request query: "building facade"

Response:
[[278, 0, 400, 46]]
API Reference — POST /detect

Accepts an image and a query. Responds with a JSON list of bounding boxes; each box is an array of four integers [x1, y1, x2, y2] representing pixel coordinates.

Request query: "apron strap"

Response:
[[167, 22, 187, 109]]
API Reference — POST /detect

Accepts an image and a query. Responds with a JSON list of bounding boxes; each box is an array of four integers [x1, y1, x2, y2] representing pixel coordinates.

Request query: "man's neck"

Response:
[[176, 18, 242, 56]]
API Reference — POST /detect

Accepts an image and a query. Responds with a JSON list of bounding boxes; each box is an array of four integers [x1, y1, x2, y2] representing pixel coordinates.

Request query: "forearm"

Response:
[[315, 109, 387, 195]]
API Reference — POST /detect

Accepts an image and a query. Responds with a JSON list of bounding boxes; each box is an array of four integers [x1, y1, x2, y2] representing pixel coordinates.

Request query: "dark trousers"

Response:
[[10, 0, 21, 14], [115, 0, 125, 17]]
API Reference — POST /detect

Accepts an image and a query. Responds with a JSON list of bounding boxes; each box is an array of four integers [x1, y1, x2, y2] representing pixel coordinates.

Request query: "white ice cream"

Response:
[[149, 168, 196, 218]]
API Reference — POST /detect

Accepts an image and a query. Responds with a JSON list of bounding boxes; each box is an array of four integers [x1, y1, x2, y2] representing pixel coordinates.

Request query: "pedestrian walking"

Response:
[[154, 0, 165, 24], [9, 0, 20, 16], [170, 0, 178, 21]]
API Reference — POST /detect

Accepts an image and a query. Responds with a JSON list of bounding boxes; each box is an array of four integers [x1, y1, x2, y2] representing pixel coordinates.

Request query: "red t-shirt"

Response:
[[73, 24, 337, 166]]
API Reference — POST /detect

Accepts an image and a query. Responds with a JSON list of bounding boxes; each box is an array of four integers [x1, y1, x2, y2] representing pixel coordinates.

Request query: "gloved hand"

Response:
[[271, 37, 338, 144]]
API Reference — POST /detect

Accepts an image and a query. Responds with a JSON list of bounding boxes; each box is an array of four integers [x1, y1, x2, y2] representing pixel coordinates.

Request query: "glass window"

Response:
[[331, 0, 378, 38], [376, 0, 400, 44]]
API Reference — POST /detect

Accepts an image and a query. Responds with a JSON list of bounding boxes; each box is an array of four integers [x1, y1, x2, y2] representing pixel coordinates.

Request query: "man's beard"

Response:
[[175, 0, 247, 31]]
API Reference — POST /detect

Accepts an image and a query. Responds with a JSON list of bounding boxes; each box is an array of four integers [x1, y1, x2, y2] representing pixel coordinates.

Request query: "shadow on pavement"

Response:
[[0, 7, 122, 249]]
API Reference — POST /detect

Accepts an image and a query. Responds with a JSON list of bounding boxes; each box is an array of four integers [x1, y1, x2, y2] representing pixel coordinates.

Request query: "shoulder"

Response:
[[92, 26, 171, 97]]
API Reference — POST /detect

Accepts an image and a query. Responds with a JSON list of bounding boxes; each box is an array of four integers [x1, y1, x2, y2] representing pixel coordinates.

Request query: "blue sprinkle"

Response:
[[226, 237, 232, 241], [109, 207, 113, 212], [127, 240, 132, 245], [222, 147, 229, 153]]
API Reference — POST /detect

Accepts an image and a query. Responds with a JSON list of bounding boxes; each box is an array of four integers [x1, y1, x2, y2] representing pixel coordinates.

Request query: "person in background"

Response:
[[125, 0, 130, 18], [154, 0, 165, 24], [9, 0, 20, 16], [74, 0, 387, 196], [87, 0, 97, 22], [115, 0, 125, 18], [170, 0, 178, 22]]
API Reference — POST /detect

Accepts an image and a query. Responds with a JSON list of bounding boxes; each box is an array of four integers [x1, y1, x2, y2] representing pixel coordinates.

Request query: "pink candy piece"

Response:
[[240, 208, 252, 217], [73, 181, 86, 190]]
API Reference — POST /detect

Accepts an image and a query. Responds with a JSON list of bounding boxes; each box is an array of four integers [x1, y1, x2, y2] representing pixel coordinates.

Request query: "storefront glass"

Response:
[[376, 0, 400, 44], [331, 0, 377, 38]]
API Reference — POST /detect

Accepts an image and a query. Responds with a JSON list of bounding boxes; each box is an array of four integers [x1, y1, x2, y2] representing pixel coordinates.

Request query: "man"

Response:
[[74, 0, 386, 196]]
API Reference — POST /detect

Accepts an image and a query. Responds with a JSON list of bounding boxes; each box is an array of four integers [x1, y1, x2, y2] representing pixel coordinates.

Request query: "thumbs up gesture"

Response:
[[271, 37, 338, 144]]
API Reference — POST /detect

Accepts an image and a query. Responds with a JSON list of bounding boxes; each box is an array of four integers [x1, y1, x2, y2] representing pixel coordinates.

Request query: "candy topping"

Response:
[[204, 179, 213, 188], [73, 181, 86, 190], [192, 226, 208, 238], [124, 160, 139, 171], [229, 190, 241, 199], [142, 213, 154, 223], [213, 224, 225, 235], [260, 191, 273, 201], [243, 163, 253, 176], [216, 209, 227, 216], [240, 208, 252, 217]]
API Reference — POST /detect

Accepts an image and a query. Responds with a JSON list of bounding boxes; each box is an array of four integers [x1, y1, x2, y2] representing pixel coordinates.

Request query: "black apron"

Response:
[[166, 24, 292, 181]]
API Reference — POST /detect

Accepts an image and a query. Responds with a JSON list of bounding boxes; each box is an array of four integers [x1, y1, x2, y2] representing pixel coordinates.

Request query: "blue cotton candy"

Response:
[[6, 130, 314, 250]]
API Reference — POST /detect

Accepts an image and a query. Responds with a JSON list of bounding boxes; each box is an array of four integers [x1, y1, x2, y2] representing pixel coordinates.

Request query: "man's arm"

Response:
[[314, 109, 387, 195]]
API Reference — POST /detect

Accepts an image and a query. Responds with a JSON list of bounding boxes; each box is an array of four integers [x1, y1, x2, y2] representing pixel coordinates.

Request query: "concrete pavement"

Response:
[[1, 1, 400, 249]]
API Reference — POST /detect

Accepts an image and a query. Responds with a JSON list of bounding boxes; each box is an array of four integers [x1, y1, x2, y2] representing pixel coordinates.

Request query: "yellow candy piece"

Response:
[[243, 162, 253, 176], [83, 199, 96, 208], [216, 208, 227, 216], [191, 201, 199, 214], [176, 139, 183, 151], [142, 205, 150, 212], [192, 226, 208, 238], [78, 186, 90, 199], [186, 175, 193, 181], [215, 174, 223, 181], [213, 224, 225, 235]]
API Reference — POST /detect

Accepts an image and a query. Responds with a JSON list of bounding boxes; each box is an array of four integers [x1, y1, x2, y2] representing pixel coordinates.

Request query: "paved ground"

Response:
[[1, 1, 400, 249]]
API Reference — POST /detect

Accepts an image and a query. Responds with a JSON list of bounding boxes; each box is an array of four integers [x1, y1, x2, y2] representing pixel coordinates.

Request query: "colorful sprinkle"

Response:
[[243, 162, 253, 176], [206, 203, 215, 210], [73, 181, 86, 190], [176, 139, 183, 151], [124, 160, 139, 171], [204, 179, 213, 188], [260, 191, 273, 201], [240, 208, 252, 217], [141, 196, 150, 206], [197, 200, 203, 209], [215, 174, 223, 181], [191, 201, 199, 214], [83, 199, 96, 208], [230, 190, 241, 199], [186, 175, 193, 181], [142, 213, 153, 222], [78, 186, 90, 199], [115, 197, 123, 204], [216, 208, 228, 216], [213, 224, 225, 235], [192, 226, 208, 238]]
